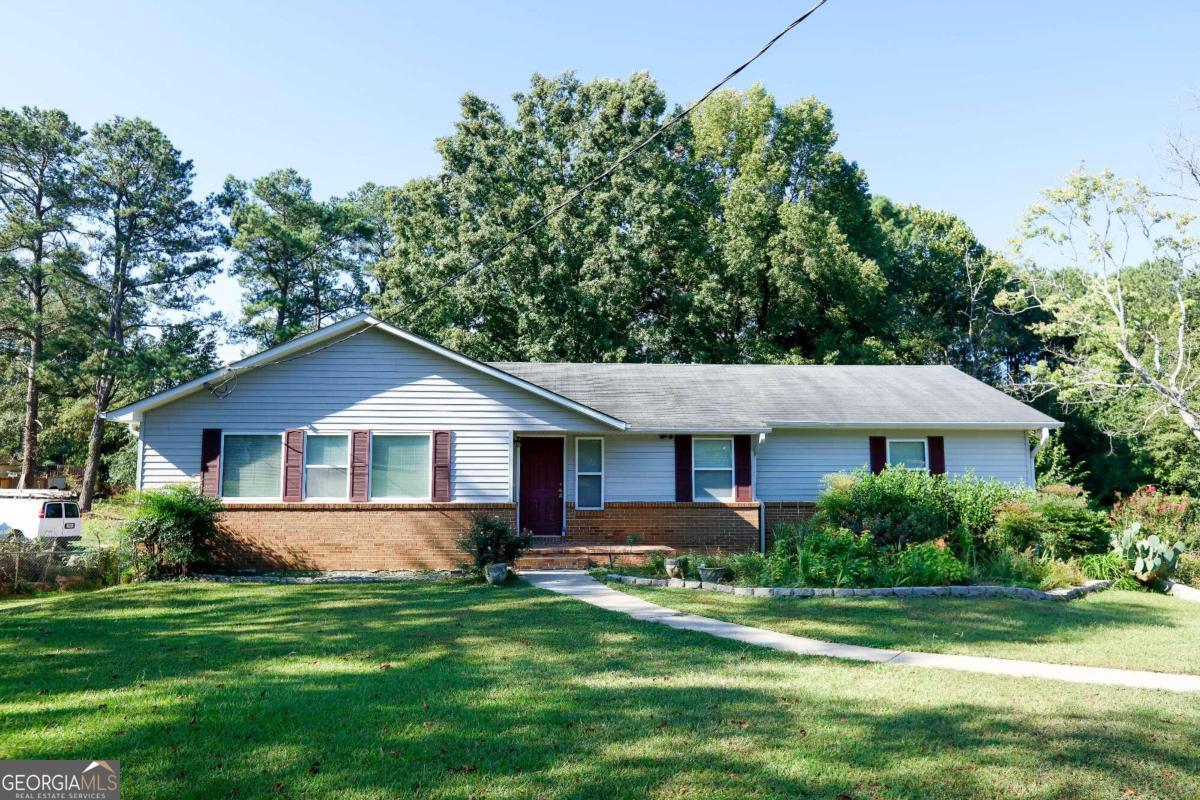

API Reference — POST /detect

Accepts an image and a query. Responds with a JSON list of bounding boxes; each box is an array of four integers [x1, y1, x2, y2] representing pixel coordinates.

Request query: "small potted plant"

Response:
[[484, 562, 510, 584], [697, 562, 729, 583]]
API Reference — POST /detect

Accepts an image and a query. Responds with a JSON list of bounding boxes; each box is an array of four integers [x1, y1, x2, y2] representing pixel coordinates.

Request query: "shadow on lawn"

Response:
[[0, 582, 1197, 799]]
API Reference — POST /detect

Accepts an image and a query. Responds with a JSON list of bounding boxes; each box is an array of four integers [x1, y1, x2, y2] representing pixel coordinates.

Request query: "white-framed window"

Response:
[[370, 433, 431, 500], [220, 433, 283, 499], [693, 437, 734, 502], [304, 433, 350, 499], [575, 437, 604, 510], [888, 438, 928, 471]]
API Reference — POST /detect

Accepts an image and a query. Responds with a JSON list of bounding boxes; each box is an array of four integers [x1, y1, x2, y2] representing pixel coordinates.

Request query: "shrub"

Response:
[[458, 515, 531, 573], [988, 499, 1043, 552], [1039, 559, 1087, 591], [974, 547, 1048, 587], [1175, 552, 1200, 587], [1112, 486, 1199, 550], [119, 484, 223, 578], [947, 475, 1027, 541], [780, 523, 879, 588], [1080, 551, 1130, 582], [888, 540, 965, 586], [819, 469, 955, 548], [1033, 493, 1109, 559]]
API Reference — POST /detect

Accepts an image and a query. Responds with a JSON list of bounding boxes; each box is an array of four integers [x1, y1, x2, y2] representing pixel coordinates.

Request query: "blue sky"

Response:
[[3, 1, 1197, 360]]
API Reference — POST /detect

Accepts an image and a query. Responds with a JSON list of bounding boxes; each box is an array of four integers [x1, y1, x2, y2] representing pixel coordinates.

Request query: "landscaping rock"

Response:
[[851, 588, 873, 597], [683, 580, 702, 589], [893, 587, 913, 597], [871, 587, 895, 597], [813, 588, 833, 597], [752, 588, 773, 597], [832, 588, 855, 598], [734, 587, 754, 596], [949, 586, 970, 596], [667, 579, 686, 588], [793, 588, 814, 598], [911, 587, 936, 597]]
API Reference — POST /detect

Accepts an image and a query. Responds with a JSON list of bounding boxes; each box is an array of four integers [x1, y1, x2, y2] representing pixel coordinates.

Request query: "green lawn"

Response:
[[616, 584, 1200, 675], [1, 581, 1198, 799]]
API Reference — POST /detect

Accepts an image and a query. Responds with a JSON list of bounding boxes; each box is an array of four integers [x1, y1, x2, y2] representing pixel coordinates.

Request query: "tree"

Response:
[[74, 117, 220, 509], [0, 107, 85, 488], [218, 170, 370, 347], [1015, 169, 1200, 445]]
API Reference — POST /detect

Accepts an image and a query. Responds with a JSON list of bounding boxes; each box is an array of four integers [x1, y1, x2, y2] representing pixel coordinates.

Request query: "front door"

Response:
[[519, 437, 564, 536]]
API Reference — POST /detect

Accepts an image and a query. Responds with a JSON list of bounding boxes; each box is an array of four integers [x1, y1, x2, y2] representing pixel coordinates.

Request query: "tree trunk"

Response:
[[78, 393, 108, 511], [17, 289, 42, 490]]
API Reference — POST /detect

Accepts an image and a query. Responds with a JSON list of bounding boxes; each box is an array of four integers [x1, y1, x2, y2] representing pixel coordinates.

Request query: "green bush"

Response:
[[1080, 551, 1130, 582], [1174, 552, 1200, 587], [1111, 486, 1199, 549], [119, 484, 223, 578], [457, 515, 531, 573], [1033, 494, 1109, 559], [773, 522, 879, 588], [987, 499, 1043, 552], [1039, 559, 1087, 591], [947, 475, 1026, 541], [887, 541, 965, 586], [973, 547, 1048, 587]]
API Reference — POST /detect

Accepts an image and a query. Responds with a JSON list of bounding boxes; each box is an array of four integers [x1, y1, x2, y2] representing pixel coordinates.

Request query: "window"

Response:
[[575, 438, 604, 509], [305, 434, 349, 499], [42, 502, 62, 519], [221, 434, 282, 498], [888, 439, 927, 471], [693, 437, 734, 501], [370, 434, 431, 499], [63, 503, 79, 518]]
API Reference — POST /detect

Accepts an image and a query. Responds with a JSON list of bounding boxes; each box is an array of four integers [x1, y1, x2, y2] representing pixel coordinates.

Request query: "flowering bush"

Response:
[[1111, 486, 1199, 550]]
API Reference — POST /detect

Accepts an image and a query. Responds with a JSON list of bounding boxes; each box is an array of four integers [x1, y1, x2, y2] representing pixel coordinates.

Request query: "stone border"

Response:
[[603, 573, 1113, 602], [194, 570, 459, 585]]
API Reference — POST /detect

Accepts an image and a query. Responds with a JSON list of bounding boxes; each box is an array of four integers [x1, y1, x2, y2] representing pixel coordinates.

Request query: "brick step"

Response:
[[515, 557, 594, 569]]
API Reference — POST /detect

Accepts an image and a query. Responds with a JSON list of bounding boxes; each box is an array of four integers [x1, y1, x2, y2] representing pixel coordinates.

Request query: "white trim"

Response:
[[368, 432, 434, 502], [302, 432, 351, 501], [692, 436, 735, 502], [218, 431, 285, 502], [104, 313, 627, 430], [134, 432, 145, 491], [886, 437, 929, 471], [574, 437, 605, 510]]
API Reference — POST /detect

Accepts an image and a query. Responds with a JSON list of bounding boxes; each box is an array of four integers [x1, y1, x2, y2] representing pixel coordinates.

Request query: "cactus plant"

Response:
[[1132, 534, 1186, 584], [1109, 522, 1141, 562]]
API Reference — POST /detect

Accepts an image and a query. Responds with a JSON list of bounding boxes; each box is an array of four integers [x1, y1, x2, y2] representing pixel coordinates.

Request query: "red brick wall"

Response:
[[565, 501, 760, 552], [212, 503, 516, 571], [763, 501, 818, 545]]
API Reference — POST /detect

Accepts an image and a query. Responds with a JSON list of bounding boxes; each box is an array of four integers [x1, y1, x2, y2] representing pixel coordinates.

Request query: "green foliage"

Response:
[[773, 521, 880, 588], [1034, 430, 1090, 488], [1132, 535, 1186, 584], [987, 499, 1042, 552], [457, 515, 531, 572], [887, 541, 965, 586], [1079, 551, 1130, 582], [973, 548, 1048, 587], [818, 469, 954, 548], [1175, 552, 1200, 587], [1111, 486, 1199, 549], [1030, 493, 1109, 560], [118, 484, 223, 578], [1038, 559, 1086, 591]]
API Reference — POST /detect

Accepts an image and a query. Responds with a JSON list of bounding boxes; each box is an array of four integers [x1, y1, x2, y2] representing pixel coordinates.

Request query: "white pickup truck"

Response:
[[0, 490, 82, 540]]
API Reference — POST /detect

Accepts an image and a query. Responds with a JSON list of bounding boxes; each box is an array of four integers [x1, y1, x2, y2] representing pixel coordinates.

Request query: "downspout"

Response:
[[1029, 427, 1050, 487], [755, 432, 767, 554]]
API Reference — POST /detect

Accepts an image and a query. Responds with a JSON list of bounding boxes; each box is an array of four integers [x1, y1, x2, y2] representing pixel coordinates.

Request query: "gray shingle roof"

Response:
[[488, 363, 1060, 431]]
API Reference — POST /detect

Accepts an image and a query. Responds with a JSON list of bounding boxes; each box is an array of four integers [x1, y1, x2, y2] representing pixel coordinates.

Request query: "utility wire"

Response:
[[207, 0, 832, 396]]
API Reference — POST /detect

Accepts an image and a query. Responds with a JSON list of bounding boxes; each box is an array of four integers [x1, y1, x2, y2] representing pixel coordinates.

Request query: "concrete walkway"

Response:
[[521, 569, 1200, 694]]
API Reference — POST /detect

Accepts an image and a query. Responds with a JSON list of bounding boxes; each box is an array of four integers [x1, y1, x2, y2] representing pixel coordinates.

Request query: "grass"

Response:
[[616, 584, 1200, 675], [0, 581, 1197, 799]]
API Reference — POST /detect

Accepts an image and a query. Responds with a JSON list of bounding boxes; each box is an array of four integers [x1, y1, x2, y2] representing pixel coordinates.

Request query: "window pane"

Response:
[[371, 435, 430, 499], [694, 469, 733, 501], [306, 466, 348, 498], [43, 503, 62, 519], [577, 474, 602, 508], [306, 435, 348, 467], [694, 439, 732, 469], [63, 503, 79, 518], [222, 435, 281, 498], [890, 440, 926, 469], [577, 439, 602, 473]]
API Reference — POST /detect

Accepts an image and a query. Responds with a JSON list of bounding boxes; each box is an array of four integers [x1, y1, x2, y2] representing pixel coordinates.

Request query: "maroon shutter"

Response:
[[868, 436, 887, 475], [432, 430, 452, 502], [350, 430, 370, 502], [733, 434, 753, 501], [282, 429, 304, 502], [674, 435, 693, 502], [928, 436, 946, 475], [200, 429, 222, 496]]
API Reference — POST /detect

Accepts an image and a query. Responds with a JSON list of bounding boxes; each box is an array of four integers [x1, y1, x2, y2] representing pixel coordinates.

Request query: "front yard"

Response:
[[2, 580, 1199, 799], [615, 584, 1200, 675]]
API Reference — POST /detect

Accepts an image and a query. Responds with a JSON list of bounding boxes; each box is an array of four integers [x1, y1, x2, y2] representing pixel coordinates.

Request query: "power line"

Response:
[[207, 0, 832, 396]]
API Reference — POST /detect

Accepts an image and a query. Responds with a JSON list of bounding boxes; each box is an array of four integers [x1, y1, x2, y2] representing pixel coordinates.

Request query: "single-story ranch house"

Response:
[[106, 313, 1061, 570]]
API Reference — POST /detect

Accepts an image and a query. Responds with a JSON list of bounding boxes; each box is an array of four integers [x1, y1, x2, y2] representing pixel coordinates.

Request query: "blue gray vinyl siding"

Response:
[[755, 428, 1034, 502], [138, 328, 606, 502], [562, 434, 676, 503]]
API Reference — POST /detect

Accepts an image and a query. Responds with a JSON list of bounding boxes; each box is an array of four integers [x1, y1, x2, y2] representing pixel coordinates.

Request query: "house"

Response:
[[105, 313, 1061, 571]]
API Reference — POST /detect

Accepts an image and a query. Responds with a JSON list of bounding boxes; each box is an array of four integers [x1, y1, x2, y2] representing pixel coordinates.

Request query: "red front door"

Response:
[[519, 437, 564, 536]]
